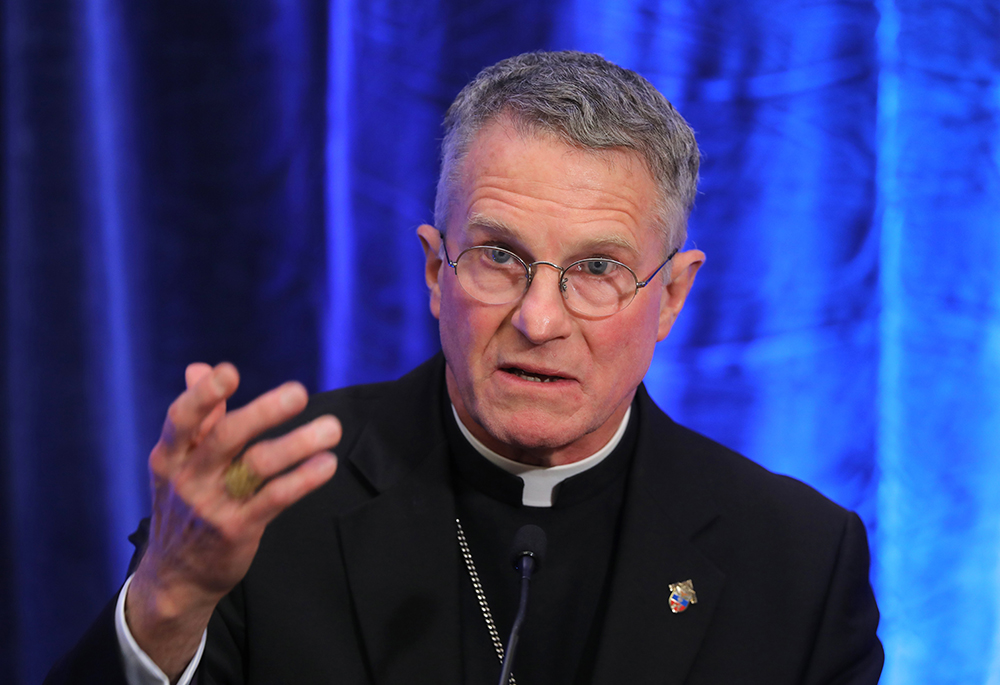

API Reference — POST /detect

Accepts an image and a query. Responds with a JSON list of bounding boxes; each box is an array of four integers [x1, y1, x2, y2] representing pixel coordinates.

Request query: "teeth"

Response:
[[509, 368, 558, 383]]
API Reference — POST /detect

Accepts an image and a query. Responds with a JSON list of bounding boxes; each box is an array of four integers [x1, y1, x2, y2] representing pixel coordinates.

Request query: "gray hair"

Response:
[[435, 51, 699, 252]]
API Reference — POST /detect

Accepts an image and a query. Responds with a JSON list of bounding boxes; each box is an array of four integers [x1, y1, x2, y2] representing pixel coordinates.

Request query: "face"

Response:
[[418, 120, 704, 466]]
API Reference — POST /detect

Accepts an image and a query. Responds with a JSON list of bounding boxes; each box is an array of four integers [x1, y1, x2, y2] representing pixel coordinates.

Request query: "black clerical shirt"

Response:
[[446, 402, 639, 685]]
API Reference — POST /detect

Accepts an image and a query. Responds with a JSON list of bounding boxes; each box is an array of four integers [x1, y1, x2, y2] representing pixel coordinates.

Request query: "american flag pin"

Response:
[[668, 579, 697, 614]]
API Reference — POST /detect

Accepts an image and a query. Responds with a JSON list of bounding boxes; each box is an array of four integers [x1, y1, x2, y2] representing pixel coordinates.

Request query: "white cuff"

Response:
[[115, 574, 206, 685]]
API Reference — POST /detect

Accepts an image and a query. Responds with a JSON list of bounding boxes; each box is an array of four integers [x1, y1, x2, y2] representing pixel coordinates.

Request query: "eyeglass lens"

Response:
[[453, 246, 637, 316]]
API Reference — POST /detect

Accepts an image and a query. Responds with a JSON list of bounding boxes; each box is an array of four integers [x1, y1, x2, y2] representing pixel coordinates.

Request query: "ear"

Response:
[[657, 249, 705, 341], [416, 224, 444, 320]]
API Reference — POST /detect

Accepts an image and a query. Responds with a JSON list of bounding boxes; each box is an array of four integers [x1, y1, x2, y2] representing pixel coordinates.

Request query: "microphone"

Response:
[[498, 525, 547, 685]]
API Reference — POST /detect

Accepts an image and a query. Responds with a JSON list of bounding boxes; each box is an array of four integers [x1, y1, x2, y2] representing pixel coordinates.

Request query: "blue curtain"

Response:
[[2, 1, 997, 683]]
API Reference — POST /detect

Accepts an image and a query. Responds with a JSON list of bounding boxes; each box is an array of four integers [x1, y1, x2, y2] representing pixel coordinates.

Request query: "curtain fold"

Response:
[[875, 2, 1000, 683], [2, 1, 997, 682]]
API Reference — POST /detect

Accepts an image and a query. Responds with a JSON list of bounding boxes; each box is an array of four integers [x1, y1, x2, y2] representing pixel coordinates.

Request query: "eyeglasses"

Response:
[[442, 241, 678, 319]]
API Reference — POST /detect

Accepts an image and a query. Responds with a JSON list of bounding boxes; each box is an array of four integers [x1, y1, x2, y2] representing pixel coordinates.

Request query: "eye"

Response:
[[485, 248, 514, 265], [582, 259, 617, 276]]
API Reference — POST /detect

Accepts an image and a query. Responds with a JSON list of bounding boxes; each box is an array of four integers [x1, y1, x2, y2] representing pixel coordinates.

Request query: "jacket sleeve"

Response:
[[41, 517, 153, 685], [802, 512, 884, 684], [43, 594, 131, 685], [42, 520, 192, 685]]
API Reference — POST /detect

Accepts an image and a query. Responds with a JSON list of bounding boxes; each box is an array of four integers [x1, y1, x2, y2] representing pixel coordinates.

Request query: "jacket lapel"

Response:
[[335, 359, 464, 685], [591, 389, 726, 685]]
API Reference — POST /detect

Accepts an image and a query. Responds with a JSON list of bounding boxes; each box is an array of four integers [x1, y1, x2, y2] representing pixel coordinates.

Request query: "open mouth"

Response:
[[503, 367, 567, 383]]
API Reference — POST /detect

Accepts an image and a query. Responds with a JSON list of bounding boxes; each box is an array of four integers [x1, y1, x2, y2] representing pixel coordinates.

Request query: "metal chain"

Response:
[[456, 518, 516, 685]]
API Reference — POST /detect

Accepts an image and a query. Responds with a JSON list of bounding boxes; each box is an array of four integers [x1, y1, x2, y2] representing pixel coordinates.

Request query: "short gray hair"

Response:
[[435, 51, 699, 252]]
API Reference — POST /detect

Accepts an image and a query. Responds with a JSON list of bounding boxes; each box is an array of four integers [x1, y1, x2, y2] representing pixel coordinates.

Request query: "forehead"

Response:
[[450, 121, 662, 255]]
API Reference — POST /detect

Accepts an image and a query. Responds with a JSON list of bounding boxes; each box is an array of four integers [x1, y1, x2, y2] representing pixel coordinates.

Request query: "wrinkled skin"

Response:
[[126, 363, 340, 679], [418, 120, 704, 467]]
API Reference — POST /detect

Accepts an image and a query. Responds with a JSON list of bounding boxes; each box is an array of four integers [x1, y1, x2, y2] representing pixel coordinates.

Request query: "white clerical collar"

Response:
[[450, 404, 632, 508]]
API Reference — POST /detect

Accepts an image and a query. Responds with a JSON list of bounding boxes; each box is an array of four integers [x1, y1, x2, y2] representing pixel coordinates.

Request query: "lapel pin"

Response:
[[669, 579, 698, 614]]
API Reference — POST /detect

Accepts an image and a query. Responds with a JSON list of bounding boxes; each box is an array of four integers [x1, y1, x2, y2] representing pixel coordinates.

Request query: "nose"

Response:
[[510, 263, 574, 344]]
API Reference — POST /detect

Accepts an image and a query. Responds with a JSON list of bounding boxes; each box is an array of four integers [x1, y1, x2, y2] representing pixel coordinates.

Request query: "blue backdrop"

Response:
[[2, 1, 998, 683]]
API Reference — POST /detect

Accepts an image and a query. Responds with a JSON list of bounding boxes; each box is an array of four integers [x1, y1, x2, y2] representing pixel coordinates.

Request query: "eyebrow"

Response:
[[465, 212, 640, 258], [466, 213, 521, 241]]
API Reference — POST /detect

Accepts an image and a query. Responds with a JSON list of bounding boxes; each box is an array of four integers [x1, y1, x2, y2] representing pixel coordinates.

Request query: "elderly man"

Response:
[[48, 51, 882, 685]]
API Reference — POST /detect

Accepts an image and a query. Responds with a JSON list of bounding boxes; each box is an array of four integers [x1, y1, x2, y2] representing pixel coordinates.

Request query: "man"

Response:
[[47, 51, 882, 684]]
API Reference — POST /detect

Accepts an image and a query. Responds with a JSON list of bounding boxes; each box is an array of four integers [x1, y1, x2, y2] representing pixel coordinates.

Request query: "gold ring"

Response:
[[224, 460, 263, 499]]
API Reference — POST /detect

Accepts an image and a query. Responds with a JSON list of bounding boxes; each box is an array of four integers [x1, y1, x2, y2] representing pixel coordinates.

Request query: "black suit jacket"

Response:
[[47, 354, 882, 684]]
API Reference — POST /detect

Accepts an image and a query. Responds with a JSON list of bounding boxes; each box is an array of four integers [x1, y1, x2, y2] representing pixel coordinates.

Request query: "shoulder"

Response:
[[271, 354, 447, 456], [633, 387, 864, 574], [637, 388, 852, 528], [683, 421, 848, 525], [260, 354, 449, 520]]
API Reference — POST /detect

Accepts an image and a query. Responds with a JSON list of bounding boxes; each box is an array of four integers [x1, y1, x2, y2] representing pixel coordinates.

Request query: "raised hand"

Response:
[[125, 363, 340, 679]]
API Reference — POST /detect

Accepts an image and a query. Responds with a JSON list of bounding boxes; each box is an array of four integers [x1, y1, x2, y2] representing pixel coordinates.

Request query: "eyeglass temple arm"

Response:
[[636, 248, 679, 288]]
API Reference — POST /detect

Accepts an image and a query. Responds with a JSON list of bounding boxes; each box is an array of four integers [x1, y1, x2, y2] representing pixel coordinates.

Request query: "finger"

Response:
[[185, 362, 213, 389], [186, 363, 226, 444], [160, 363, 240, 454], [194, 381, 311, 470], [239, 415, 342, 480], [244, 453, 338, 524]]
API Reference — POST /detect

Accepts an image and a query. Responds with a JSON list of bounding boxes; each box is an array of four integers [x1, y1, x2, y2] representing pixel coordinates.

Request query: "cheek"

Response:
[[588, 306, 661, 383], [438, 284, 501, 370], [595, 330, 653, 376]]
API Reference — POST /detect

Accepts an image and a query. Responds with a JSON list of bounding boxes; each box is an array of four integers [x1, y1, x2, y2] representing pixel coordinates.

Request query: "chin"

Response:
[[477, 406, 595, 453]]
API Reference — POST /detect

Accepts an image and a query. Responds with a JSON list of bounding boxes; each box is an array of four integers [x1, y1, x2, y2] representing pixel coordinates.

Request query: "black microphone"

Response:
[[498, 524, 547, 685]]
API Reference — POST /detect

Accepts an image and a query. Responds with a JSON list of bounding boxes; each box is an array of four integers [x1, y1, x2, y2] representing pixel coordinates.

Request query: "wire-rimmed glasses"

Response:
[[442, 242, 678, 319]]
